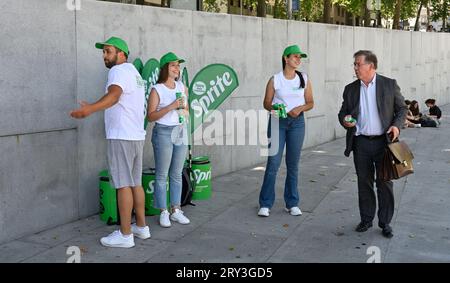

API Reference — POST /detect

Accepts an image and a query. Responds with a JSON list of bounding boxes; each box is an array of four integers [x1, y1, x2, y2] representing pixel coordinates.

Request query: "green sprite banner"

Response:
[[181, 67, 189, 90], [141, 58, 160, 129], [189, 64, 239, 134], [132, 58, 144, 75]]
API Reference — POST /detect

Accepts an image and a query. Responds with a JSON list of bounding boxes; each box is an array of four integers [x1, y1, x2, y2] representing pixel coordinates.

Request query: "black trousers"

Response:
[[353, 135, 394, 226]]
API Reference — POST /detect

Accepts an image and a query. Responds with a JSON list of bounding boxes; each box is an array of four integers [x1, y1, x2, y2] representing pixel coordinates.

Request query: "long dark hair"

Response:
[[410, 100, 420, 116], [282, 56, 305, 89], [157, 63, 179, 84]]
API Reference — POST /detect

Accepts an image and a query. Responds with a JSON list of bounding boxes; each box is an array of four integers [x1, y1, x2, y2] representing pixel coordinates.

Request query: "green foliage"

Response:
[[430, 0, 449, 25], [203, 0, 226, 13], [299, 0, 324, 21], [273, 0, 288, 19]]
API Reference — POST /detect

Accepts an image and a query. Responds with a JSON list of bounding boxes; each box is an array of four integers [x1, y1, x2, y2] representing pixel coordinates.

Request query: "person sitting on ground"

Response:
[[403, 100, 421, 128], [409, 100, 422, 119], [425, 98, 442, 123]]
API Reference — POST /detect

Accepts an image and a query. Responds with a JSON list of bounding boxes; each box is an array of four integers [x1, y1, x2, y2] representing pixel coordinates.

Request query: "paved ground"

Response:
[[1, 105, 449, 263]]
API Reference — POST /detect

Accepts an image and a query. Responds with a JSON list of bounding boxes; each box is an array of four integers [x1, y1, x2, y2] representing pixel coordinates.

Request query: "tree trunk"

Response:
[[364, 5, 371, 27], [393, 0, 402, 30], [414, 2, 423, 31], [323, 0, 331, 24], [443, 0, 448, 31], [377, 10, 382, 27], [257, 0, 266, 17], [426, 3, 430, 26]]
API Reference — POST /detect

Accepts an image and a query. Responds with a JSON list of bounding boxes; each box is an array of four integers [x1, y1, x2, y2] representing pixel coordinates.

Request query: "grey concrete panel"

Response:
[[268, 170, 392, 262], [192, 12, 231, 74], [24, 226, 171, 263], [20, 215, 104, 247], [203, 194, 309, 238], [0, 240, 50, 263], [261, 18, 288, 78], [287, 20, 309, 74], [147, 226, 285, 263], [229, 16, 264, 98], [0, 0, 77, 136], [0, 130, 78, 244]]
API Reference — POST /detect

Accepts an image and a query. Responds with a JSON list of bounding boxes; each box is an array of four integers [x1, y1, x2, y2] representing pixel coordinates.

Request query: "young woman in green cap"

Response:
[[147, 52, 191, 228], [258, 45, 314, 217]]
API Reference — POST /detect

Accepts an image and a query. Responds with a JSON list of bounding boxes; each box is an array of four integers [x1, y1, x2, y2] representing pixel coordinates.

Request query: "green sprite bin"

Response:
[[191, 156, 212, 200], [99, 170, 119, 225], [142, 168, 170, 215]]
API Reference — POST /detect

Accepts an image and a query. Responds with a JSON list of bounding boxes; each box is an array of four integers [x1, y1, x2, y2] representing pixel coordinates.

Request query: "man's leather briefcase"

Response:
[[380, 140, 414, 181]]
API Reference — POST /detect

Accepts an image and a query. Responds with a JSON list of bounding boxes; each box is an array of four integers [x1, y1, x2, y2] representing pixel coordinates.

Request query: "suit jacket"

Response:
[[338, 74, 407, 157]]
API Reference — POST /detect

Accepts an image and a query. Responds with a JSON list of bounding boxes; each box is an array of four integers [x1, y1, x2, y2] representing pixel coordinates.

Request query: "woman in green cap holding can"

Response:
[[147, 52, 190, 228], [258, 45, 314, 217]]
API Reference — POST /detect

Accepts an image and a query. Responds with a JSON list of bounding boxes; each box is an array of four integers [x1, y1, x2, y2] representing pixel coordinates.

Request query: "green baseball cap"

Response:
[[95, 36, 129, 56], [159, 52, 185, 69], [283, 45, 307, 58]]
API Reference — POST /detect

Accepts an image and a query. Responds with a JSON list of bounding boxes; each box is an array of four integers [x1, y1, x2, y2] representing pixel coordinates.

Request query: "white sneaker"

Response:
[[258, 207, 270, 217], [100, 230, 135, 248], [285, 206, 302, 216], [170, 208, 190, 224], [159, 210, 171, 228], [131, 224, 151, 239]]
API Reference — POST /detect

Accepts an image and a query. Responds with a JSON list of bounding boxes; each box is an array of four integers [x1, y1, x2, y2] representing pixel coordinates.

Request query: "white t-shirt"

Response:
[[272, 71, 307, 113], [152, 81, 186, 126], [104, 63, 146, 141]]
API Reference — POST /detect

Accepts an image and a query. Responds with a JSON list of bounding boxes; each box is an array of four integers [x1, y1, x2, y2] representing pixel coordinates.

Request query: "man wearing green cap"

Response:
[[70, 36, 150, 248]]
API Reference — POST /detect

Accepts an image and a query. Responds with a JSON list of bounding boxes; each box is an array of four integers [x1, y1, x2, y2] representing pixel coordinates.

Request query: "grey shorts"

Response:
[[107, 139, 144, 189]]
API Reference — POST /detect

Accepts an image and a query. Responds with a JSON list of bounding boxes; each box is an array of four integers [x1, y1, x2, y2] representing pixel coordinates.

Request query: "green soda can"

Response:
[[344, 116, 356, 123], [176, 92, 185, 124], [272, 103, 287, 118]]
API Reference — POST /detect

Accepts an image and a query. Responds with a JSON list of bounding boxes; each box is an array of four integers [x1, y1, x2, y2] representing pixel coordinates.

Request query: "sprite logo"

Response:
[[146, 180, 169, 194], [189, 64, 239, 134], [193, 169, 211, 185]]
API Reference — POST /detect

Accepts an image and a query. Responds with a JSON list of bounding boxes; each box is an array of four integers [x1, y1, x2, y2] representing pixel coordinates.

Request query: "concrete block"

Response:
[[0, 130, 78, 244], [230, 16, 264, 98], [23, 226, 171, 263], [0, 0, 77, 136], [147, 226, 285, 263], [0, 240, 50, 263]]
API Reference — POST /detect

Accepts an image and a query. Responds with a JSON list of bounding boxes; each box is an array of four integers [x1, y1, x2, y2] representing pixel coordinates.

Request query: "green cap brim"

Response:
[[95, 42, 129, 55]]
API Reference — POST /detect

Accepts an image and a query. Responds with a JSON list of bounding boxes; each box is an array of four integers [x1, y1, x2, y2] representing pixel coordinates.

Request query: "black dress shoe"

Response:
[[355, 221, 373, 232], [382, 225, 394, 238]]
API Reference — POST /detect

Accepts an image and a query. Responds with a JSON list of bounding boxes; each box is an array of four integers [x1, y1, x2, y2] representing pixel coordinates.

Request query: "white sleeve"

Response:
[[106, 67, 127, 93]]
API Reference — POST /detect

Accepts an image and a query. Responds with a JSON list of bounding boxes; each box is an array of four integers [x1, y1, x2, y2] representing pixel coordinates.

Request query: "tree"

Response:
[[203, 0, 225, 12], [393, 0, 402, 29], [323, 0, 332, 23], [430, 0, 449, 31], [414, 0, 426, 31], [299, 0, 323, 22], [257, 0, 267, 17]]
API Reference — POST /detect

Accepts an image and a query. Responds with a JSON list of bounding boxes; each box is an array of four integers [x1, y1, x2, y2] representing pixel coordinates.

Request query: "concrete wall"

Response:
[[0, 0, 449, 244]]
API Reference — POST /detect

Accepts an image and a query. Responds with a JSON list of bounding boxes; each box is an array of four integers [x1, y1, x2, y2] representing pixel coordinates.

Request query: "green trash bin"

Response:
[[142, 168, 170, 215], [99, 170, 119, 225], [191, 156, 212, 200]]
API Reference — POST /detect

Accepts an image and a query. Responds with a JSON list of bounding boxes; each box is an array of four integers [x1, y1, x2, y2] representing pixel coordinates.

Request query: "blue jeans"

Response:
[[259, 114, 305, 209], [151, 123, 188, 209]]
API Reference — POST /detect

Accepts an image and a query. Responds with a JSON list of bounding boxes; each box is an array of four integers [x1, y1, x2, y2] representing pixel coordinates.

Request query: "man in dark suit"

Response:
[[338, 50, 407, 238]]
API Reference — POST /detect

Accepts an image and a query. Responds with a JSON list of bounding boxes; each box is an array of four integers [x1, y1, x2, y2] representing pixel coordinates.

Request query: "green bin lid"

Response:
[[142, 168, 155, 175], [192, 156, 209, 164], [99, 169, 109, 177]]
